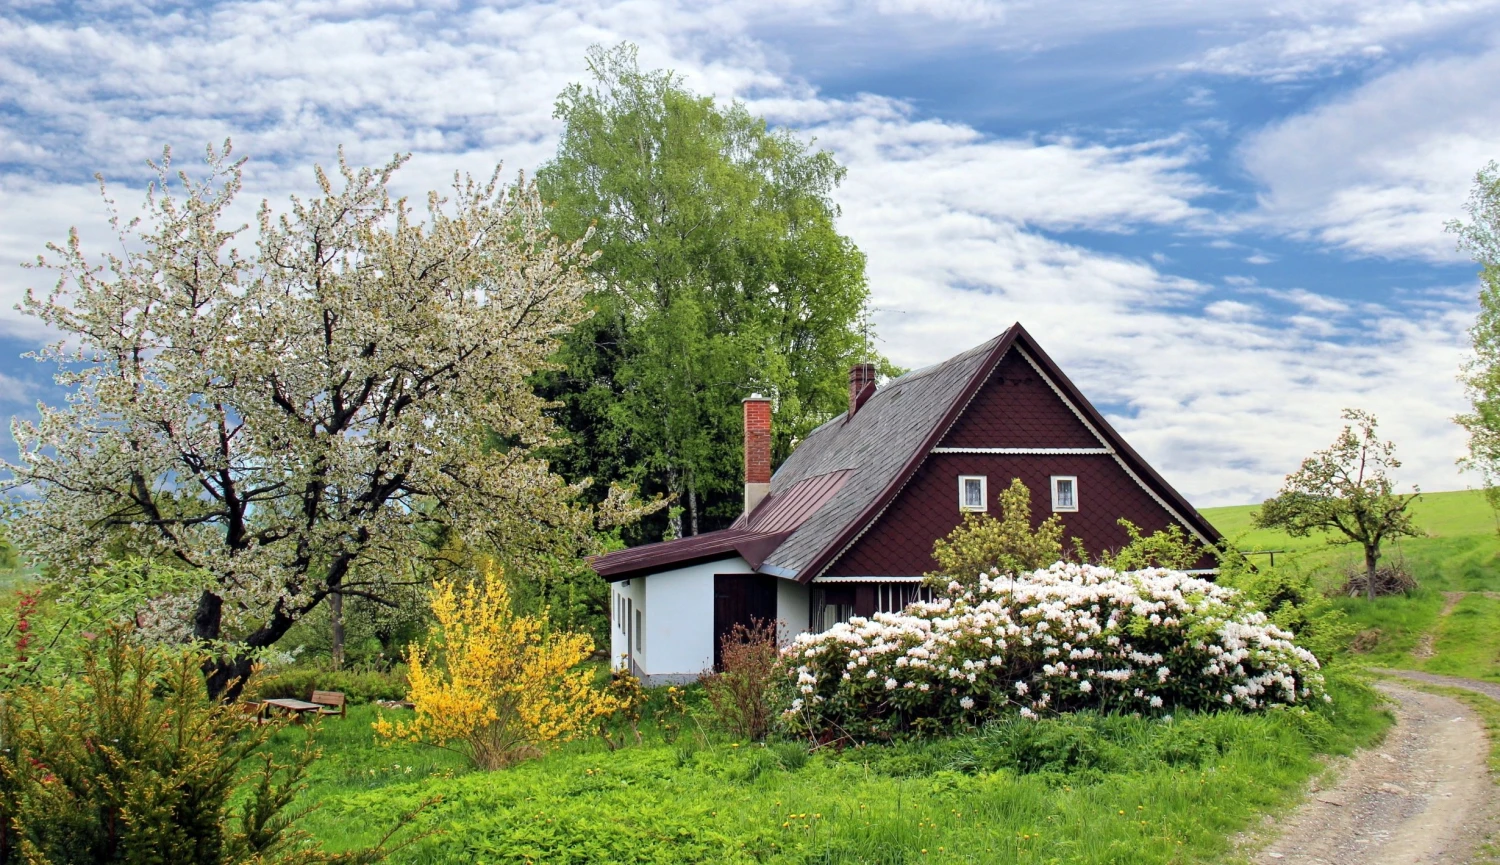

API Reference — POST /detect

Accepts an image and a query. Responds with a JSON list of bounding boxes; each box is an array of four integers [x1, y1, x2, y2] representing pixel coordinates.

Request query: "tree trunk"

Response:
[[193, 589, 251, 700], [329, 589, 345, 671], [1365, 544, 1379, 603], [688, 484, 699, 537], [667, 466, 683, 539], [202, 654, 257, 702]]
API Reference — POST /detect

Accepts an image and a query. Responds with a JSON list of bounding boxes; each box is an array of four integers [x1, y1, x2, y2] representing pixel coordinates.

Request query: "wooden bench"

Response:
[[310, 690, 346, 719]]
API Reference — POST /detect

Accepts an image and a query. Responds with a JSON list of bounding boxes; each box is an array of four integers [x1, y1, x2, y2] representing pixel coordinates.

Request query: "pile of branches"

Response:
[[1341, 563, 1417, 598]]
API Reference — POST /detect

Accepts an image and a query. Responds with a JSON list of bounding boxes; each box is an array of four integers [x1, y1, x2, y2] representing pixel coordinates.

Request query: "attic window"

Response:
[[958, 475, 987, 512], [1051, 476, 1078, 512]]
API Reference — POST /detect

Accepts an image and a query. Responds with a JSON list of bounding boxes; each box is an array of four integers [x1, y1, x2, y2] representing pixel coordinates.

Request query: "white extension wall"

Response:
[[609, 577, 647, 673], [611, 557, 812, 685], [776, 579, 810, 646], [641, 556, 751, 682]]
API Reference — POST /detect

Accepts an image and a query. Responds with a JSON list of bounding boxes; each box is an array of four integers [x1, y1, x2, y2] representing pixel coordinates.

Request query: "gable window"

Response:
[[1051, 476, 1078, 512], [958, 475, 987, 511]]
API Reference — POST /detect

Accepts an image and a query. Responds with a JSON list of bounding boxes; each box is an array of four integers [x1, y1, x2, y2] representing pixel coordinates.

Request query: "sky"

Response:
[[1, 0, 1497, 507]]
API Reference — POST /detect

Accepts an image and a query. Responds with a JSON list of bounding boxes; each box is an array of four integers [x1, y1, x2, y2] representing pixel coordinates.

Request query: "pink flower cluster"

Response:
[[774, 563, 1325, 739]]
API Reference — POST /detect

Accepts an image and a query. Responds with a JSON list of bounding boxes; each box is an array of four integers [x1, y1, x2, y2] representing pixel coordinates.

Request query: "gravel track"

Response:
[[1251, 680, 1497, 864]]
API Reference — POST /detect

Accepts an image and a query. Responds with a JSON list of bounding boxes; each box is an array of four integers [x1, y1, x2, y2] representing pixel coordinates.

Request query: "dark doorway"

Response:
[[713, 574, 777, 669]]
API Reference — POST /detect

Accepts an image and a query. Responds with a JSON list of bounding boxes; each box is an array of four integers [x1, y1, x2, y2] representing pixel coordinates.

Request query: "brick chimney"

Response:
[[743, 394, 772, 515], [848, 362, 877, 418]]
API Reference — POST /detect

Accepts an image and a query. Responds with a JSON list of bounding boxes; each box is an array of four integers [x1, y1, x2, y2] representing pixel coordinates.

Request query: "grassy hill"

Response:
[[1203, 489, 1500, 681], [1201, 488, 1500, 553]]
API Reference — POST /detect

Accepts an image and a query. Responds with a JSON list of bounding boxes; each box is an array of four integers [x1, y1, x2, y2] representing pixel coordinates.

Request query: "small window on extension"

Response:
[[1051, 475, 1078, 512], [958, 475, 987, 512], [634, 609, 643, 651]]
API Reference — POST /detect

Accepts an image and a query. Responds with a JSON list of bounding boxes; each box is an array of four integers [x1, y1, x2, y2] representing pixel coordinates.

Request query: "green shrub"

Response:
[[701, 620, 779, 740], [0, 631, 421, 864], [1217, 554, 1359, 663]]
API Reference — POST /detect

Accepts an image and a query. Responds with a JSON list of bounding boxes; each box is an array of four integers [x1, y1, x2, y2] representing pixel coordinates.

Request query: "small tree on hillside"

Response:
[[1254, 409, 1421, 602], [926, 478, 1063, 588]]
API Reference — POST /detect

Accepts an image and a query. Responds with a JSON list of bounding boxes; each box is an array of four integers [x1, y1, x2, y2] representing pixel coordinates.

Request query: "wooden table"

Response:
[[262, 698, 323, 719]]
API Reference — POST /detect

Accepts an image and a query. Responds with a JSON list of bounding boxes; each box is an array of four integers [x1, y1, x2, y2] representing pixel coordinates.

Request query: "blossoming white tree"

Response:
[[4, 143, 644, 696]]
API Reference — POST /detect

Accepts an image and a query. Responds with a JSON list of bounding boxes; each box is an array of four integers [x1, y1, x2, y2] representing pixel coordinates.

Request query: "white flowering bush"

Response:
[[775, 563, 1325, 740]]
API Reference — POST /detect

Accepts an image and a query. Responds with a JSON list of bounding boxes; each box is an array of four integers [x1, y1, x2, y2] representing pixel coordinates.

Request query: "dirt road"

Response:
[[1251, 680, 1497, 864]]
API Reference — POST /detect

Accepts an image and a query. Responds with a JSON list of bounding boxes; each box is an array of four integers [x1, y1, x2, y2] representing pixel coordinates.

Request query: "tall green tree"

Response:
[[536, 44, 881, 539], [1448, 161, 1500, 508]]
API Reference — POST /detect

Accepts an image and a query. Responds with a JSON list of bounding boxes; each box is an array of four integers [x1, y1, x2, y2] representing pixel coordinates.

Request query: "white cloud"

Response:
[[1241, 46, 1500, 260], [818, 114, 1471, 505], [0, 0, 1480, 505], [1185, 0, 1497, 80]]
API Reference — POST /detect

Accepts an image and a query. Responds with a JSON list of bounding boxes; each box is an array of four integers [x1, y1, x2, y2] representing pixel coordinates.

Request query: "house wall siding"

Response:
[[610, 578, 647, 674], [827, 453, 1192, 577], [940, 352, 1099, 449], [826, 349, 1212, 578]]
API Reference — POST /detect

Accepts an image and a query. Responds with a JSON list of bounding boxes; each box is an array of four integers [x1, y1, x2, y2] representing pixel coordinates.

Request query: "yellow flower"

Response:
[[372, 563, 617, 770]]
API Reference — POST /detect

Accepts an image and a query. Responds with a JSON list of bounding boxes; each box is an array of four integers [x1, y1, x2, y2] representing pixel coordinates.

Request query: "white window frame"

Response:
[[1051, 475, 1079, 512], [958, 475, 987, 512]]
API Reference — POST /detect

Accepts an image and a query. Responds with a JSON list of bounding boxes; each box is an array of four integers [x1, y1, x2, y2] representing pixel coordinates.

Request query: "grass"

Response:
[[1201, 489, 1500, 554], [265, 676, 1388, 865]]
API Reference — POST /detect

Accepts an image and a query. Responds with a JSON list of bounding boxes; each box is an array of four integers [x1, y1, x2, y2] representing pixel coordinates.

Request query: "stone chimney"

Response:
[[743, 394, 772, 515], [848, 362, 877, 418]]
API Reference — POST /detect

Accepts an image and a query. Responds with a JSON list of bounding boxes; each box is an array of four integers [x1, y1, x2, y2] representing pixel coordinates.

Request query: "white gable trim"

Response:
[[932, 447, 1112, 455], [811, 575, 926, 583], [1014, 347, 1215, 549]]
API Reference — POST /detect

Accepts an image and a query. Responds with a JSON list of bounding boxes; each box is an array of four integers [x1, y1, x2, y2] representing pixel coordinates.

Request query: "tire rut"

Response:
[[1251, 681, 1498, 864]]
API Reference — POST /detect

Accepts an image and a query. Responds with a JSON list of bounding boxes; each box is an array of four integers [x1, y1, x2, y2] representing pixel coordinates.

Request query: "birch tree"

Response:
[[1449, 161, 1500, 506], [536, 44, 878, 540], [4, 144, 644, 696]]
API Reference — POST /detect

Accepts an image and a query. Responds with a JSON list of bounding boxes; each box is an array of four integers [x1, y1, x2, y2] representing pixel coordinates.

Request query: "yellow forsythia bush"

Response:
[[374, 564, 616, 769]]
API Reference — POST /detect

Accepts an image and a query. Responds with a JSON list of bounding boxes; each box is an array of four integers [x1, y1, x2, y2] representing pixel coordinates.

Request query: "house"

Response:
[[591, 323, 1223, 684]]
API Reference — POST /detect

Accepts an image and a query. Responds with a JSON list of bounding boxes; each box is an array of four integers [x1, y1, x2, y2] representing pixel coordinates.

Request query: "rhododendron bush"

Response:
[[776, 563, 1325, 739]]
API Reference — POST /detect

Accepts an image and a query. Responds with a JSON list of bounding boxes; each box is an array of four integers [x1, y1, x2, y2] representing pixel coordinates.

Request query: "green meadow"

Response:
[[271, 680, 1383, 864]]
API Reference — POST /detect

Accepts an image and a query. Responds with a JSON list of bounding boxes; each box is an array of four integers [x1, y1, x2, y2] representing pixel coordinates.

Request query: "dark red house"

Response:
[[593, 323, 1223, 683]]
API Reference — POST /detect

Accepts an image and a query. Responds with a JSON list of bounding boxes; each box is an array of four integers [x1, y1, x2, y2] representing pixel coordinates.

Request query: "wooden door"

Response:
[[713, 574, 777, 669]]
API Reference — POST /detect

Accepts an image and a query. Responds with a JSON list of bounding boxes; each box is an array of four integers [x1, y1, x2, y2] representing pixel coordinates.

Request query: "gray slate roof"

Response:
[[756, 334, 1002, 577]]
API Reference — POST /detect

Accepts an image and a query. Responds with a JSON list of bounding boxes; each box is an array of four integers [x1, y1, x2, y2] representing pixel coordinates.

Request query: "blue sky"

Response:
[[1, 0, 1496, 506]]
